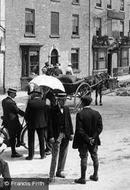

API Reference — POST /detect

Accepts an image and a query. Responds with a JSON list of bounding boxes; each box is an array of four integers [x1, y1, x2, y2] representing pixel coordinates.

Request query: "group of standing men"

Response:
[[1, 85, 103, 184], [42, 61, 73, 76]]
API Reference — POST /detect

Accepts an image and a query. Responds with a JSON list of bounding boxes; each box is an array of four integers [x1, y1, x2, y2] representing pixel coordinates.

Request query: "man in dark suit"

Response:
[[53, 63, 63, 76], [48, 93, 73, 182], [25, 91, 47, 160], [73, 96, 103, 184], [2, 88, 25, 158]]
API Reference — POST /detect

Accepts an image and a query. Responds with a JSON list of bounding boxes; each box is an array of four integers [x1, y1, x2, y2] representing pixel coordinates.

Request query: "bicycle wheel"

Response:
[[20, 125, 40, 151], [20, 125, 28, 149], [0, 128, 10, 147]]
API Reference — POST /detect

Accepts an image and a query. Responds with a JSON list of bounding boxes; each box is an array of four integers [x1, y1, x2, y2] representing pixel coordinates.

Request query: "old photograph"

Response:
[[0, 0, 130, 189]]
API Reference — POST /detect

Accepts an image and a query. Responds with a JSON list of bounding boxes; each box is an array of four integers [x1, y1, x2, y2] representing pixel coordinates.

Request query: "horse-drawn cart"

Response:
[[58, 75, 92, 110], [28, 72, 117, 111], [58, 72, 112, 110]]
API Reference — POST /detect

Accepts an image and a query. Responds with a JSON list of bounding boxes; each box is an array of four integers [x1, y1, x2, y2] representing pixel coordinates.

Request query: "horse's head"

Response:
[[84, 76, 94, 86]]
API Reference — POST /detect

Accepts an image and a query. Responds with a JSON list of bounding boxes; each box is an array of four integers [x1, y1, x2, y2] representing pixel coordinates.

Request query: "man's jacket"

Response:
[[2, 97, 24, 131], [48, 105, 73, 140], [25, 97, 47, 129], [73, 107, 103, 149]]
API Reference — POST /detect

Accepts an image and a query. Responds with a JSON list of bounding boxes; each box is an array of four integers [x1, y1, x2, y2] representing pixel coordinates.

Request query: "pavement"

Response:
[[0, 74, 130, 190]]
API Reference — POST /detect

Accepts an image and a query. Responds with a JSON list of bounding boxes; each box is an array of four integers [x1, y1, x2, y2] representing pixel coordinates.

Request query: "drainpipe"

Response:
[[0, 25, 6, 93], [3, 49, 5, 93], [88, 0, 91, 76]]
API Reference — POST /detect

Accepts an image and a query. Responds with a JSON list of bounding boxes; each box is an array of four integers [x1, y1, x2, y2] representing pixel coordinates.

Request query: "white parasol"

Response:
[[29, 75, 65, 92]]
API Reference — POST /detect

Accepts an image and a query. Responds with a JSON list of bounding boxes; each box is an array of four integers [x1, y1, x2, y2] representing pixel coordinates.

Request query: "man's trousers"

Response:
[[49, 135, 69, 178]]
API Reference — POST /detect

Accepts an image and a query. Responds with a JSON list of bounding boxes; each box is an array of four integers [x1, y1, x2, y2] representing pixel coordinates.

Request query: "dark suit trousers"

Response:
[[49, 135, 69, 178], [78, 144, 99, 169], [57, 137, 69, 173], [28, 128, 45, 158]]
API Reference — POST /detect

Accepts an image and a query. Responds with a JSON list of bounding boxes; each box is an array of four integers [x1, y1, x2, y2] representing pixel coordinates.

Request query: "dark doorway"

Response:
[[51, 49, 59, 66], [108, 52, 112, 75]]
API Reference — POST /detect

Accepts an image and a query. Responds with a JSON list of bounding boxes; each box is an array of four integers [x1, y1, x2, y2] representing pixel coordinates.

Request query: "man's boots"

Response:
[[74, 166, 86, 184], [90, 163, 98, 181]]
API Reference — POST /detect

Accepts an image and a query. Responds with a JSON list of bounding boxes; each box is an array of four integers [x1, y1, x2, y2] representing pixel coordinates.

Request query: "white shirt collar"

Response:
[[83, 106, 91, 109]]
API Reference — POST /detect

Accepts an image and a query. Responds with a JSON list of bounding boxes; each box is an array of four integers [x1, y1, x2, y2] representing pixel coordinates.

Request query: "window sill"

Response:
[[50, 0, 60, 2], [72, 2, 80, 6], [21, 76, 33, 79], [49, 34, 60, 38], [71, 35, 80, 39], [24, 33, 36, 38], [107, 7, 112, 10], [120, 9, 125, 12], [95, 6, 103, 10]]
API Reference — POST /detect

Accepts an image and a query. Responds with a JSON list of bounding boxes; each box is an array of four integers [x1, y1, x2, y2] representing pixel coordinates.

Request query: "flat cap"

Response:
[[81, 95, 92, 106]]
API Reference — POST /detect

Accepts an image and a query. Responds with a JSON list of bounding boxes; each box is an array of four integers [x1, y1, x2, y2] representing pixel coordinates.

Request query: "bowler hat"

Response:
[[81, 95, 92, 106], [7, 88, 17, 94]]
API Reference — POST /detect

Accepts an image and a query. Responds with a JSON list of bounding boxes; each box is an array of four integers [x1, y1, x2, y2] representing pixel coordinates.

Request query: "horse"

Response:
[[84, 72, 109, 106]]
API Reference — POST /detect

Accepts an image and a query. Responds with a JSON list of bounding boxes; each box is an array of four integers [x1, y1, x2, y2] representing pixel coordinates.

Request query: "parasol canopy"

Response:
[[29, 75, 65, 92]]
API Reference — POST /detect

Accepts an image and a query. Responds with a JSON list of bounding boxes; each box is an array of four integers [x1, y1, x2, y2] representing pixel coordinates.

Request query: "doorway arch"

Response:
[[51, 49, 59, 66]]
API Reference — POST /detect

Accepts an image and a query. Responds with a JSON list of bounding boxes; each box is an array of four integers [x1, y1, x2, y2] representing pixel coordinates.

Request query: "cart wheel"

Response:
[[20, 125, 40, 151], [74, 82, 91, 111]]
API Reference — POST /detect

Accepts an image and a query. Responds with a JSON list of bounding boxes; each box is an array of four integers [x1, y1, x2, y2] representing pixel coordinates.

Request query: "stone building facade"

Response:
[[91, 0, 130, 76], [0, 0, 130, 92], [0, 0, 90, 91]]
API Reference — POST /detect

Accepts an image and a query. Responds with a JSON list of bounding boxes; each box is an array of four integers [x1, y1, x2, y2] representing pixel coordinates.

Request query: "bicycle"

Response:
[[0, 116, 28, 149], [0, 117, 44, 153]]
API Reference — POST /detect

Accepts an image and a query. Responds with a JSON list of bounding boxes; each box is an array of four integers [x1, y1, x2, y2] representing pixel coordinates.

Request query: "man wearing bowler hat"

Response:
[[48, 92, 73, 182], [2, 88, 25, 158], [73, 95, 103, 184]]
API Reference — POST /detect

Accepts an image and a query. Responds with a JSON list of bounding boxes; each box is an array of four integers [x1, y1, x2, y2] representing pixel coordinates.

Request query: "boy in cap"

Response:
[[2, 88, 25, 158], [73, 95, 103, 184]]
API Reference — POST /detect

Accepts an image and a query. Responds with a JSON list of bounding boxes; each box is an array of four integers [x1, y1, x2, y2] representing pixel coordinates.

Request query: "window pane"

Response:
[[22, 48, 39, 77], [107, 0, 112, 8], [96, 0, 102, 7], [121, 49, 128, 67], [29, 50, 39, 76], [71, 48, 79, 69], [107, 19, 112, 36], [93, 51, 98, 70], [51, 12, 59, 35], [25, 9, 35, 34], [120, 21, 124, 37], [22, 48, 29, 77], [72, 15, 79, 35], [120, 0, 124, 11], [72, 0, 79, 3], [95, 18, 101, 36], [98, 50, 106, 69]]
